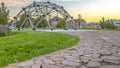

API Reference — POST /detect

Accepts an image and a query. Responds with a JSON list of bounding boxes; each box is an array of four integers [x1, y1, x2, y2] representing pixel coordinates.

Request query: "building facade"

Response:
[[112, 19, 120, 28], [85, 22, 101, 29]]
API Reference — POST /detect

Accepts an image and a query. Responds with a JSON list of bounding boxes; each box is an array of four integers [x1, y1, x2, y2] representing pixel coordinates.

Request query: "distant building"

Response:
[[86, 22, 101, 29], [112, 19, 120, 28], [75, 14, 86, 28], [74, 19, 86, 28]]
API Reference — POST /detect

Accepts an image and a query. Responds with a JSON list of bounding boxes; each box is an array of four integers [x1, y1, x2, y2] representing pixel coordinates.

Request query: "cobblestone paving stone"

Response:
[[5, 30, 120, 68]]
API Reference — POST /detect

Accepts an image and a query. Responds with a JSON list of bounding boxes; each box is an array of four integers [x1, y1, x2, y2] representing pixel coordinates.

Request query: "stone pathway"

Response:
[[5, 30, 120, 68]]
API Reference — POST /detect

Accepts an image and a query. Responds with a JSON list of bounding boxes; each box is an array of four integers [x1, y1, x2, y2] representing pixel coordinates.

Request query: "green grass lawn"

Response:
[[0, 31, 79, 67]]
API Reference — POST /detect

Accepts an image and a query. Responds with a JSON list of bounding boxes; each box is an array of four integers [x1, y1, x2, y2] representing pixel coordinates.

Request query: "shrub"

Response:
[[0, 24, 10, 37], [100, 18, 117, 29], [0, 2, 10, 37], [0, 2, 9, 25], [56, 19, 66, 28], [0, 30, 8, 36]]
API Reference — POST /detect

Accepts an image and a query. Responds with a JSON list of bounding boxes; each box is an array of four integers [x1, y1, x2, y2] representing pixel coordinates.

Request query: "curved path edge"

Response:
[[5, 30, 120, 68]]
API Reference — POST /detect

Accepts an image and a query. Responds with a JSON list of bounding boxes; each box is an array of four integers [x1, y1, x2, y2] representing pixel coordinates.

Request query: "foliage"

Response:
[[16, 14, 26, 28], [0, 3, 10, 36], [0, 30, 8, 36], [40, 19, 48, 28], [0, 25, 10, 37], [56, 19, 66, 28], [100, 17, 117, 29], [34, 18, 48, 28], [0, 31, 79, 66], [0, 2, 9, 25], [16, 14, 48, 28]]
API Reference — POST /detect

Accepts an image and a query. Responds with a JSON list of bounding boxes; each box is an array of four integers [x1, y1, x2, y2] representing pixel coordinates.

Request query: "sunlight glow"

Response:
[[1, 0, 120, 22]]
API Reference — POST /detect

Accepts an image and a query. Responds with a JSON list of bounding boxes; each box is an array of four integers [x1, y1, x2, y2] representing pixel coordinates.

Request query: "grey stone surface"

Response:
[[90, 58, 103, 61], [100, 37, 111, 43], [15, 61, 33, 67], [61, 60, 80, 66], [99, 50, 112, 55], [91, 54, 100, 58], [100, 65, 120, 68], [87, 61, 101, 67], [81, 56, 90, 63], [31, 64, 41, 68], [101, 56, 119, 61], [66, 58, 82, 63], [41, 64, 62, 68], [42, 59, 55, 64], [64, 66, 76, 68], [19, 65, 32, 68], [104, 60, 120, 64], [64, 56, 79, 59], [79, 66, 88, 68], [51, 57, 64, 61]]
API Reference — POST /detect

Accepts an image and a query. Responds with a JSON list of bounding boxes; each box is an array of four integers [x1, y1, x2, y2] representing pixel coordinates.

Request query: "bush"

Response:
[[56, 19, 66, 28], [0, 2, 10, 37], [0, 24, 10, 37], [100, 18, 117, 29], [0, 30, 8, 36], [0, 2, 9, 25]]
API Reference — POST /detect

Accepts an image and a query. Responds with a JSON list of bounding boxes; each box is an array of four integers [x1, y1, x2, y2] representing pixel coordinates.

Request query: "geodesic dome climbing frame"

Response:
[[9, 1, 76, 30]]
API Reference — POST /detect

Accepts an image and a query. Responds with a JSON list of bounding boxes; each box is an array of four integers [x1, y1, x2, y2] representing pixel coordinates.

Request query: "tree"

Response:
[[100, 17, 117, 29], [16, 14, 48, 28], [0, 2, 9, 25], [56, 19, 66, 28], [0, 2, 10, 37], [40, 19, 47, 28], [78, 14, 82, 29], [34, 17, 48, 28], [16, 13, 26, 28], [17, 14, 34, 28], [100, 17, 106, 28]]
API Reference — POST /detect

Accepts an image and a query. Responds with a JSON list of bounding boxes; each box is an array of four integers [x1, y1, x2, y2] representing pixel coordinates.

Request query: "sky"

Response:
[[0, 0, 120, 22]]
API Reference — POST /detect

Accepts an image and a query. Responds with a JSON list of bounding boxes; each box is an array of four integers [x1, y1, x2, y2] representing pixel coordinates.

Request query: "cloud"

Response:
[[0, 0, 84, 6], [57, 0, 84, 1], [0, 0, 34, 6], [41, 0, 84, 1]]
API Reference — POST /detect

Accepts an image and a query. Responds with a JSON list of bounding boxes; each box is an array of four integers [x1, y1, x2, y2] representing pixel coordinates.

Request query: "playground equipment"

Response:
[[9, 1, 76, 30]]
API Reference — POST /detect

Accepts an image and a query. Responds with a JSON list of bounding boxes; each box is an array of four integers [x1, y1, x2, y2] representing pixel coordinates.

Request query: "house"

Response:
[[86, 22, 101, 29], [112, 19, 120, 28], [73, 19, 86, 29]]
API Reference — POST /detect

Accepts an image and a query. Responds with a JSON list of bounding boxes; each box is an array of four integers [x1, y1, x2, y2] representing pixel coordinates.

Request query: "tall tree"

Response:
[[78, 14, 82, 29], [100, 17, 106, 28], [0, 2, 9, 25]]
